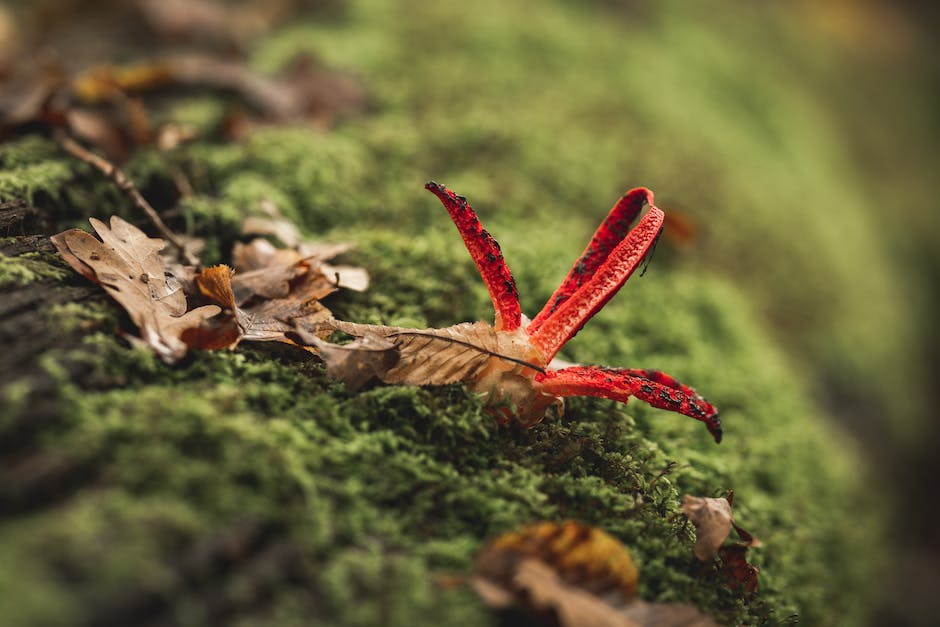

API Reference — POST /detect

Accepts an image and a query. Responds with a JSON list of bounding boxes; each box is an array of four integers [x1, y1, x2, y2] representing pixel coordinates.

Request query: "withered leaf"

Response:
[[298, 332, 398, 391], [473, 522, 720, 627], [72, 52, 364, 130], [237, 271, 333, 342], [681, 495, 733, 561], [51, 216, 219, 363], [717, 544, 759, 598], [682, 493, 760, 598], [320, 319, 544, 387], [238, 206, 368, 292], [231, 238, 307, 302], [475, 521, 639, 602], [501, 558, 639, 627], [193, 262, 333, 347]]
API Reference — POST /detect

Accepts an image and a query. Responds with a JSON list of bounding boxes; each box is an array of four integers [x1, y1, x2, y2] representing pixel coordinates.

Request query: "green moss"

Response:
[[43, 301, 116, 334], [0, 0, 904, 625], [1, 258, 879, 626], [0, 251, 68, 287]]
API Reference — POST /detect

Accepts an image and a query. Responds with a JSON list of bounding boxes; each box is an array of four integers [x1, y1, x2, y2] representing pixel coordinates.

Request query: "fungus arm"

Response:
[[528, 188, 653, 333], [527, 207, 664, 360], [536, 366, 722, 442], [425, 182, 522, 331]]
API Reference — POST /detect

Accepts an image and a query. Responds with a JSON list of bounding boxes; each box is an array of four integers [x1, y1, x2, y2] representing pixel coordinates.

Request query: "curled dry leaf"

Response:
[[186, 208, 369, 348], [472, 521, 720, 627], [716, 545, 759, 598], [299, 333, 398, 391], [191, 262, 334, 348], [682, 492, 760, 598], [238, 204, 369, 292], [51, 217, 219, 363], [681, 495, 733, 561]]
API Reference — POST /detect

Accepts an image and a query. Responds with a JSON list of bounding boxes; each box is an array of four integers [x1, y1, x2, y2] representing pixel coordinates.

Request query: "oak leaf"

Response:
[[51, 216, 219, 363]]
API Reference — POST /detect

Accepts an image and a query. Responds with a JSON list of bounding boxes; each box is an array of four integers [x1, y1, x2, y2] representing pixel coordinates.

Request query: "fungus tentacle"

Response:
[[528, 188, 653, 333], [536, 366, 722, 442], [425, 181, 522, 331], [528, 207, 664, 361]]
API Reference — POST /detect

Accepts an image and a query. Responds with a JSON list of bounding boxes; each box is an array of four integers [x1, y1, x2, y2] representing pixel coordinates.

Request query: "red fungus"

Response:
[[426, 181, 721, 443]]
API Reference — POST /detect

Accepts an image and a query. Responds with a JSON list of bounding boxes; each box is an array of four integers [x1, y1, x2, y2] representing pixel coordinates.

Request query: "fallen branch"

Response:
[[53, 130, 198, 266]]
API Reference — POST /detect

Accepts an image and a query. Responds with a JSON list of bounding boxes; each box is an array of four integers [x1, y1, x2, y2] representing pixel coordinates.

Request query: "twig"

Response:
[[53, 130, 199, 266]]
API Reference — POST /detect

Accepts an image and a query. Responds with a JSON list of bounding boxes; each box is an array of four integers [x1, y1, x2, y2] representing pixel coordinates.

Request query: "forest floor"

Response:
[[2, 1, 938, 626]]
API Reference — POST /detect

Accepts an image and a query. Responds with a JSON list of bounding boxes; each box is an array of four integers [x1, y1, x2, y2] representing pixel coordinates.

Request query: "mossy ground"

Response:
[[1, 0, 917, 625]]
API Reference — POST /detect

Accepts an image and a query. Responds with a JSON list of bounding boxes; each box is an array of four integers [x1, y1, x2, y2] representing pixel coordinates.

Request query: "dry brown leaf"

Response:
[[682, 493, 760, 598], [237, 269, 334, 342], [681, 495, 733, 561], [299, 332, 398, 390], [194, 264, 237, 308], [472, 522, 720, 627], [323, 319, 545, 386], [238, 204, 368, 292], [507, 558, 640, 627], [182, 210, 369, 348], [51, 217, 219, 363], [231, 239, 307, 302], [193, 262, 334, 347], [716, 545, 759, 598]]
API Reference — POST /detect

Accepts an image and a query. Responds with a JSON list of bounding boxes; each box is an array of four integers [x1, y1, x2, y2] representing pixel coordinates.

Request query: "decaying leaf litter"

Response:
[[0, 2, 773, 625], [472, 521, 720, 627], [52, 206, 368, 362], [0, 0, 365, 160]]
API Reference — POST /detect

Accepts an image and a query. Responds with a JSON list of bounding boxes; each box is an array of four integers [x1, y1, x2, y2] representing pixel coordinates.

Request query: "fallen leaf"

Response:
[[681, 495, 733, 561], [298, 332, 398, 390], [193, 263, 334, 347], [72, 52, 364, 129], [682, 492, 760, 598], [319, 319, 547, 387], [237, 270, 334, 343], [234, 204, 368, 295], [717, 544, 759, 598], [51, 217, 219, 363], [231, 238, 307, 301], [195, 264, 238, 312], [472, 521, 720, 627]]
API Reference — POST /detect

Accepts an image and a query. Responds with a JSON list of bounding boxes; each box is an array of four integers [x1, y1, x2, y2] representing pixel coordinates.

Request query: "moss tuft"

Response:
[[0, 251, 69, 287]]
